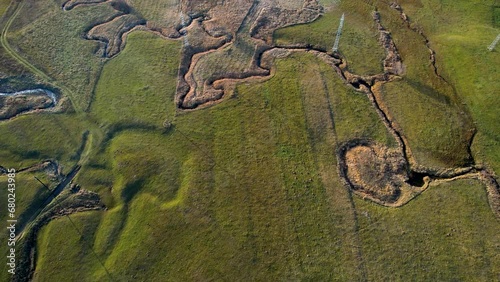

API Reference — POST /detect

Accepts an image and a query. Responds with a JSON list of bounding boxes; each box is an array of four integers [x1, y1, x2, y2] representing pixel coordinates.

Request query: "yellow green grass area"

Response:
[[91, 31, 181, 127], [0, 0, 10, 18], [0, 113, 87, 171], [356, 179, 500, 281], [274, 0, 385, 75], [33, 51, 379, 280], [5, 0, 118, 110], [33, 211, 105, 282]]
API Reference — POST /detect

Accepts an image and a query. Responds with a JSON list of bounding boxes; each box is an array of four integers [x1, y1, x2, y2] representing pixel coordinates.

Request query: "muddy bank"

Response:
[[0, 89, 58, 120]]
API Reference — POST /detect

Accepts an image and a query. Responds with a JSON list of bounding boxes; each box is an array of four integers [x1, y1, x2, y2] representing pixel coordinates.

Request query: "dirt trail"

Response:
[[1, 0, 79, 113]]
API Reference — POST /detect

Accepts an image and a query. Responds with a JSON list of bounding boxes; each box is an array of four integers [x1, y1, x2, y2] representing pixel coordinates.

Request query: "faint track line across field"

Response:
[[1, 0, 80, 113]]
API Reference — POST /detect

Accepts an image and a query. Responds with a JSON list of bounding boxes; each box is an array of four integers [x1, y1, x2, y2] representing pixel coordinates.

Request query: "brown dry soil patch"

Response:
[[339, 140, 409, 204]]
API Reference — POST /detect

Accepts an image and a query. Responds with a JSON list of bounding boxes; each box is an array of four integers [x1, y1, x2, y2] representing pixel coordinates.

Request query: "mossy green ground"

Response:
[[275, 1, 385, 75], [0, 0, 9, 17], [0, 0, 499, 280], [357, 179, 500, 281], [91, 31, 180, 128]]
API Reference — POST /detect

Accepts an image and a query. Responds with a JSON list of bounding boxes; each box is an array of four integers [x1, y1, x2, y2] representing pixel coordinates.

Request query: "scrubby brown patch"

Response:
[[87, 14, 146, 57], [202, 0, 254, 37], [0, 93, 53, 119], [65, 0, 323, 109], [339, 140, 408, 203], [250, 0, 324, 43]]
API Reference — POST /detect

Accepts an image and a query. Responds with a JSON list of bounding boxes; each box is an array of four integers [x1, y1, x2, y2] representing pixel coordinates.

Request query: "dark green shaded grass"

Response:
[[356, 179, 500, 281], [381, 79, 474, 168]]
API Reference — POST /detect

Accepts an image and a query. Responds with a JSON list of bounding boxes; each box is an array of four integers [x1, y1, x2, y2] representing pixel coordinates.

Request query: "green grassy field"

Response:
[[0, 113, 87, 172], [6, 0, 117, 110], [0, 0, 498, 280], [33, 211, 105, 282], [91, 31, 181, 128], [31, 49, 373, 280], [275, 1, 385, 75], [354, 0, 500, 172], [380, 79, 474, 168], [356, 179, 500, 281], [26, 44, 499, 280], [401, 0, 500, 174]]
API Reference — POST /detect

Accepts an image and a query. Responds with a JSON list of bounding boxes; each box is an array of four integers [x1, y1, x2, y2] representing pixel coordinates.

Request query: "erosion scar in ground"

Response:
[[64, 0, 500, 216]]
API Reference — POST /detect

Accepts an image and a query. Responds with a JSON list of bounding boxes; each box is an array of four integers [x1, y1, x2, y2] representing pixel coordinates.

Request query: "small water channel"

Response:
[[0, 88, 58, 105]]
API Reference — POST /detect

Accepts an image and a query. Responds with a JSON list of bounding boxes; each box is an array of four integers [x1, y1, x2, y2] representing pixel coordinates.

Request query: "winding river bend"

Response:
[[0, 88, 57, 105], [0, 88, 58, 120]]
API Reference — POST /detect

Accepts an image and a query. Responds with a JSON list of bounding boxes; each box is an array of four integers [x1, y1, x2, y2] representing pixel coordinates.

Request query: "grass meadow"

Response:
[[0, 0, 498, 280]]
